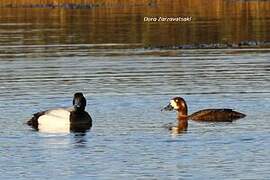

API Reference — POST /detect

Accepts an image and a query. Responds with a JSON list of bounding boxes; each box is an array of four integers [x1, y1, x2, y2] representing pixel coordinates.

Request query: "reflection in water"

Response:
[[0, 0, 269, 47], [73, 132, 88, 147], [28, 124, 91, 134]]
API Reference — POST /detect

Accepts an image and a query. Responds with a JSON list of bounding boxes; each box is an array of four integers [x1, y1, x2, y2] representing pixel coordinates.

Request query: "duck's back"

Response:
[[188, 109, 246, 122]]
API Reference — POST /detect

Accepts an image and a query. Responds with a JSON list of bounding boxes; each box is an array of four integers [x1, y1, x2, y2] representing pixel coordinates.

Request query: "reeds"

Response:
[[0, 0, 267, 11], [0, 0, 149, 7]]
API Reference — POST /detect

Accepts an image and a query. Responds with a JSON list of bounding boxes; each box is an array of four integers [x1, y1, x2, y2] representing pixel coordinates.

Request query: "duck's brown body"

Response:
[[188, 108, 246, 122]]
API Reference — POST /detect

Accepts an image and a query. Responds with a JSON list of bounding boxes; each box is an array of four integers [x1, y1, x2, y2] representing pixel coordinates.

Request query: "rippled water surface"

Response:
[[0, 3, 270, 179], [1, 46, 270, 179]]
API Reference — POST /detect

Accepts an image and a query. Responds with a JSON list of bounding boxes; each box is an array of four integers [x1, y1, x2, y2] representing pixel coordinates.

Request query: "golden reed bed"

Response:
[[0, 0, 269, 11], [0, 0, 153, 8]]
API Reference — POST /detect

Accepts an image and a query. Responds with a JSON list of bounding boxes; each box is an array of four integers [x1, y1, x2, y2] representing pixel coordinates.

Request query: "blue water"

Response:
[[0, 46, 270, 179]]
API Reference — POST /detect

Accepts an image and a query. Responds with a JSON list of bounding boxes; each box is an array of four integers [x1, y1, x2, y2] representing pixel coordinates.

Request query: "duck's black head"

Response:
[[162, 97, 188, 115], [73, 92, 87, 111]]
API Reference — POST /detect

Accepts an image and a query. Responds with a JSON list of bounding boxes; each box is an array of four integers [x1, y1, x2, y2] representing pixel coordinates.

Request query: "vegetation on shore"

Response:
[[0, 0, 267, 10], [0, 0, 156, 8]]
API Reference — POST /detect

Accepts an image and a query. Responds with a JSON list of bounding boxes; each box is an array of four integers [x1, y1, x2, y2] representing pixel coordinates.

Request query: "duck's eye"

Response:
[[175, 99, 178, 102]]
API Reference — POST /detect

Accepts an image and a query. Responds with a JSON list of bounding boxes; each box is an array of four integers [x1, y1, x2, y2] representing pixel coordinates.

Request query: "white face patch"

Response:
[[170, 100, 179, 109]]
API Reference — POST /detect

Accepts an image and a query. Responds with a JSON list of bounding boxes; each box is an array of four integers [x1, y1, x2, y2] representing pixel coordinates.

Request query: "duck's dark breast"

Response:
[[69, 111, 92, 133], [188, 109, 246, 122]]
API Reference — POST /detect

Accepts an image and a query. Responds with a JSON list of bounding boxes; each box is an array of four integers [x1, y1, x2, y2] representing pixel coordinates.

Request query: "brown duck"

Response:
[[162, 97, 246, 133]]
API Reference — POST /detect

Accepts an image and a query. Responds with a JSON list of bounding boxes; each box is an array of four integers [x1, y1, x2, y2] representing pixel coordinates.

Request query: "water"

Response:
[[0, 3, 270, 180], [1, 47, 269, 179]]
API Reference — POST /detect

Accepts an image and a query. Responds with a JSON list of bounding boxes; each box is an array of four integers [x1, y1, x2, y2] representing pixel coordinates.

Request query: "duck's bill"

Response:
[[74, 98, 81, 108], [161, 103, 174, 111]]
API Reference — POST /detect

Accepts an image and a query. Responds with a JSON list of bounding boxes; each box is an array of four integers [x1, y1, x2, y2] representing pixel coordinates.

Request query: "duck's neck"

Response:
[[176, 104, 188, 117], [176, 115, 188, 131], [74, 106, 85, 113]]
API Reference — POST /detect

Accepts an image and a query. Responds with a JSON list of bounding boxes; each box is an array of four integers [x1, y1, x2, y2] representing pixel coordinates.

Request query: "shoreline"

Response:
[[0, 2, 156, 9], [0, 41, 269, 50], [144, 41, 270, 50]]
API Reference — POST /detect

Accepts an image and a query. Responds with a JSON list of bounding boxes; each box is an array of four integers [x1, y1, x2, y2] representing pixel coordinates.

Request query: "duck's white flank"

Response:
[[38, 108, 71, 133]]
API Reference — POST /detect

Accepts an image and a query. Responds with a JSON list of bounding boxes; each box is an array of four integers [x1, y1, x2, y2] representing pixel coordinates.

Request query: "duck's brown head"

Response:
[[162, 97, 188, 115]]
